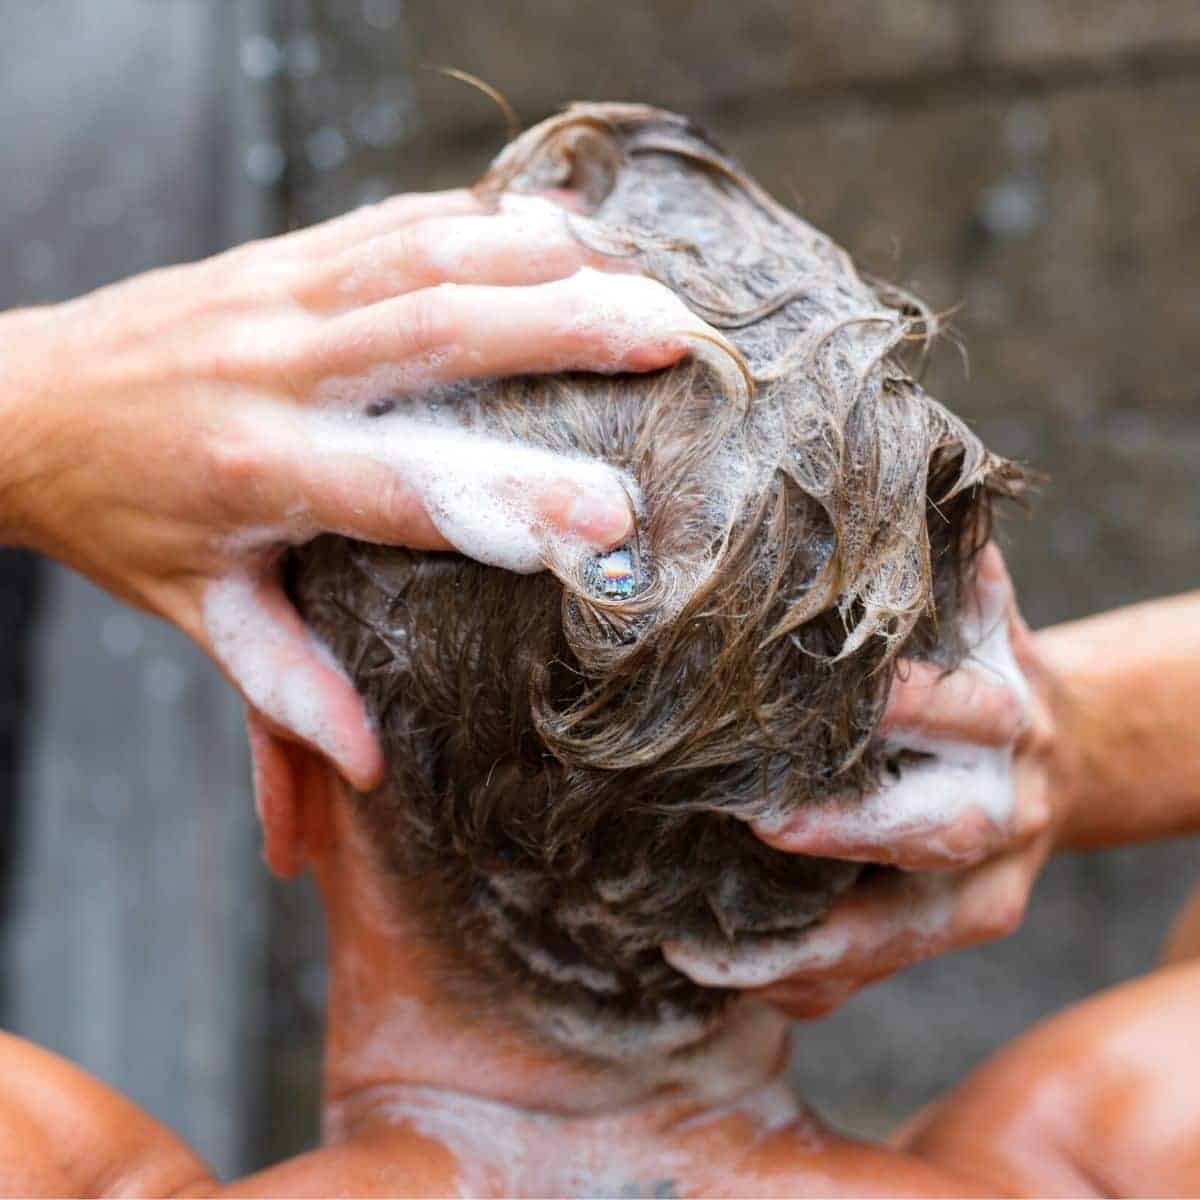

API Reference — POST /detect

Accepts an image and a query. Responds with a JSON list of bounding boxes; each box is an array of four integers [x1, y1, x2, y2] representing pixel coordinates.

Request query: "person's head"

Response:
[[274, 104, 1023, 1061]]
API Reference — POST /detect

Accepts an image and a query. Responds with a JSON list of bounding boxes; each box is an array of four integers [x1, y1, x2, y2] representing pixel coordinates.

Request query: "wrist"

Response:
[[1038, 663, 1093, 852], [1035, 599, 1200, 852], [0, 305, 68, 549]]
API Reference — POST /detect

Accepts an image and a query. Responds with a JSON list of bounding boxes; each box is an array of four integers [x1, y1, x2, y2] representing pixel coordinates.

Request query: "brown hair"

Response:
[[290, 104, 1024, 1056]]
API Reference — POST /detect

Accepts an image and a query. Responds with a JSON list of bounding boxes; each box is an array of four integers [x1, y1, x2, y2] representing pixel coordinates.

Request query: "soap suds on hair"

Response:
[[290, 103, 1029, 1056], [663, 874, 957, 989]]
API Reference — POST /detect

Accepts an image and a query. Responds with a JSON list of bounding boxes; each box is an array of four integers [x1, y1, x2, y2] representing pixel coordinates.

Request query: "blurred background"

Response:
[[1, 0, 1197, 1178]]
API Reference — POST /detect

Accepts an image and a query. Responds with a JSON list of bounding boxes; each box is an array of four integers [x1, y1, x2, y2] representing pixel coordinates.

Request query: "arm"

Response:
[[1043, 592, 1200, 848], [0, 190, 718, 792], [0, 1032, 215, 1198]]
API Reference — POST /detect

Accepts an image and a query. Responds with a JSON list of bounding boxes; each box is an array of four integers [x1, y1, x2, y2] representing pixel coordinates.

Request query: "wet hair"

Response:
[[289, 104, 1025, 1056]]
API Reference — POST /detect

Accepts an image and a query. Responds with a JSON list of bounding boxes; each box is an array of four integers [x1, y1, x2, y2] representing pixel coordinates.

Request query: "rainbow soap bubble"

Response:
[[585, 546, 636, 598]]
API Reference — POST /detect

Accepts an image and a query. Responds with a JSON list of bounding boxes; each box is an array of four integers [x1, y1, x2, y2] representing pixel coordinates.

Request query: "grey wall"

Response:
[[0, 0, 274, 1177]]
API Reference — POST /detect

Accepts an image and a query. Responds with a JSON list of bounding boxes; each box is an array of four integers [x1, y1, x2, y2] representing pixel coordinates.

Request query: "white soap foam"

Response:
[[203, 571, 351, 765], [422, 194, 574, 278], [761, 579, 1033, 859], [664, 874, 957, 990], [313, 354, 456, 409], [309, 409, 640, 574], [665, 586, 1031, 990], [327, 1003, 797, 1198], [562, 267, 736, 373], [871, 574, 1032, 835]]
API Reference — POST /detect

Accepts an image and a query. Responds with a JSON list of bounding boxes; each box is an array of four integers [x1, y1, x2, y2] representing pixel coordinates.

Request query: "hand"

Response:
[[0, 189, 717, 790], [666, 545, 1067, 1016]]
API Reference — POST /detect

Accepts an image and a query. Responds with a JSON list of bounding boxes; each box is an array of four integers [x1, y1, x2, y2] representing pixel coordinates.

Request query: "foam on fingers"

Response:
[[203, 571, 383, 788], [309, 411, 638, 573], [331, 197, 642, 307], [754, 586, 1034, 868], [663, 874, 958, 989], [558, 268, 731, 373], [312, 269, 730, 401]]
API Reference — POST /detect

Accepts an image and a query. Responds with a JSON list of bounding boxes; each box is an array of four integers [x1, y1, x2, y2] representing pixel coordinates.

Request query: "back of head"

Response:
[[290, 103, 1024, 1058]]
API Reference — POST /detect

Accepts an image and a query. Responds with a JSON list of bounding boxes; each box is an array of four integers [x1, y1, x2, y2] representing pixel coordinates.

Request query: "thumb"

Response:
[[203, 568, 384, 791]]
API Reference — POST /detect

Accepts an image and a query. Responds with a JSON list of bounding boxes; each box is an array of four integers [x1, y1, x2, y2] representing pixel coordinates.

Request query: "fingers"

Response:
[[754, 539, 1038, 871], [247, 407, 634, 570], [665, 837, 1045, 995], [303, 197, 637, 312], [880, 660, 1026, 746], [303, 270, 721, 405], [202, 570, 385, 791], [753, 744, 1049, 870], [274, 188, 485, 259]]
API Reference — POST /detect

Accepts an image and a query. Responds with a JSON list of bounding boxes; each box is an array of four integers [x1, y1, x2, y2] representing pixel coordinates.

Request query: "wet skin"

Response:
[[7, 959, 1200, 1197], [4, 730, 1200, 1199]]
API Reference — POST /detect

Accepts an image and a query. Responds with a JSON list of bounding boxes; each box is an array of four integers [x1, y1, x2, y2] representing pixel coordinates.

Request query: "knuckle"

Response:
[[976, 892, 1027, 941], [993, 684, 1027, 741], [391, 222, 431, 279], [206, 419, 264, 497], [404, 283, 457, 354]]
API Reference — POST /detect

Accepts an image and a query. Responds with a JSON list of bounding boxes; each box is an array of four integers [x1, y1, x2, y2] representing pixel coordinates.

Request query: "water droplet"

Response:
[[978, 180, 1042, 238], [351, 98, 409, 148], [101, 612, 145, 658], [305, 126, 348, 172], [245, 142, 287, 186], [240, 34, 283, 80], [355, 177, 393, 207], [287, 33, 322, 78], [143, 656, 188, 705]]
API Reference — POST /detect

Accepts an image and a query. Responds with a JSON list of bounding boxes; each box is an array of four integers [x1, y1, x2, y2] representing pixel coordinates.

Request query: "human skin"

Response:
[[0, 174, 1090, 1012], [0, 188, 718, 791], [6, 739, 1200, 1198], [905, 959, 1200, 1196], [750, 568, 1200, 1018]]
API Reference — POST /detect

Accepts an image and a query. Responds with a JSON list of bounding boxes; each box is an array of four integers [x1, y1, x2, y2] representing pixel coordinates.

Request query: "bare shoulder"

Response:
[[716, 1122, 992, 1198], [216, 1127, 463, 1199], [0, 1031, 215, 1197], [903, 963, 1200, 1197]]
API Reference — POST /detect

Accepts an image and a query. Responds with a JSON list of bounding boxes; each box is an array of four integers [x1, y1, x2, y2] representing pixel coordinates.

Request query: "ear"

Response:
[[245, 710, 338, 878]]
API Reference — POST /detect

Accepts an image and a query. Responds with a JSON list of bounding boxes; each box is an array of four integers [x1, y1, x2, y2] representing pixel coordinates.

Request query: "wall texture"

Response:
[[0, 1, 271, 1176]]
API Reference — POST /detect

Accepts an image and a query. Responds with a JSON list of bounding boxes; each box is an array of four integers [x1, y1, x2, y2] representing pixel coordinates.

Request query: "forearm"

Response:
[[1040, 592, 1200, 849]]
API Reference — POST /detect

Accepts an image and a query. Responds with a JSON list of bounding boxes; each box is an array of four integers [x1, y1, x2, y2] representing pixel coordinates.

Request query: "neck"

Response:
[[317, 812, 799, 1152]]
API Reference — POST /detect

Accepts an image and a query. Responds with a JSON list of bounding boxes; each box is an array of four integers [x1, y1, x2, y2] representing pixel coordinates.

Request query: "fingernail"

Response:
[[566, 484, 633, 547]]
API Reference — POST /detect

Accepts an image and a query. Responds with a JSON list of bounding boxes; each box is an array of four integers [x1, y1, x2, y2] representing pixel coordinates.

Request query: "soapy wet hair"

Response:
[[290, 104, 1025, 1056]]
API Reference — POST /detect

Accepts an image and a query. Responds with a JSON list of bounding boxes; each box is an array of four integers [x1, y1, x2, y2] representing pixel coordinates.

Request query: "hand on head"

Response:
[[744, 545, 1070, 1018], [1, 188, 714, 789]]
